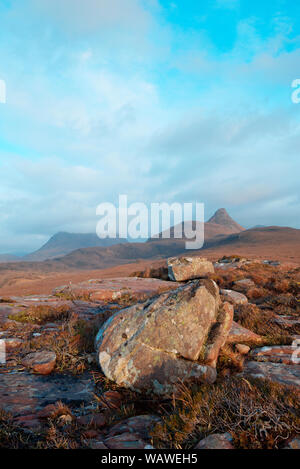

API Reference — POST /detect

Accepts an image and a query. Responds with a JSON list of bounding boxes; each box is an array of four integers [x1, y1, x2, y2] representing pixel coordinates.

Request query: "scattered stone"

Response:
[[233, 279, 255, 293], [250, 346, 299, 365], [167, 256, 214, 281], [235, 344, 250, 355], [96, 280, 222, 394], [22, 350, 57, 375], [220, 289, 248, 305], [194, 433, 234, 449], [226, 321, 263, 346], [243, 361, 300, 388]]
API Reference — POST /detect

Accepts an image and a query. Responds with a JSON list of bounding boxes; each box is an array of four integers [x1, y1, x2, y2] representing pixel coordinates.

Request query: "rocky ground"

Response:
[[0, 255, 299, 449]]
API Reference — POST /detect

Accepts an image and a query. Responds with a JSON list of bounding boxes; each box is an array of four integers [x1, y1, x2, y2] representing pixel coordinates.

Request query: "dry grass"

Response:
[[151, 376, 300, 449], [0, 409, 37, 449], [9, 304, 71, 325], [234, 303, 293, 345]]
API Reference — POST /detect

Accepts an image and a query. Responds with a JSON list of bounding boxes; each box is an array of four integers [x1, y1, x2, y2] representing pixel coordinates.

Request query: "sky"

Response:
[[0, 0, 300, 254]]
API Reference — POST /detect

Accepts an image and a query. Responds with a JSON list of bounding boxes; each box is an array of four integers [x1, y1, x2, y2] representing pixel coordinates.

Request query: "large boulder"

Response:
[[95, 279, 233, 394], [167, 256, 214, 282]]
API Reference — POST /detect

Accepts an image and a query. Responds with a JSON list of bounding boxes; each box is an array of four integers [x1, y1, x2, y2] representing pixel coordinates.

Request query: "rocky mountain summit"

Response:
[[207, 208, 244, 232], [0, 254, 299, 449]]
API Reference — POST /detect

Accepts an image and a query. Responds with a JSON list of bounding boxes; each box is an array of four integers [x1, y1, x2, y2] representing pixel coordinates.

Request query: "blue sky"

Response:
[[0, 0, 300, 254]]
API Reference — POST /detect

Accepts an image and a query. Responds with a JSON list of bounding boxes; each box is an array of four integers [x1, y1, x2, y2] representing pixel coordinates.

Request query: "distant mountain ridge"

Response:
[[23, 232, 127, 262], [1, 225, 299, 273], [0, 208, 244, 263]]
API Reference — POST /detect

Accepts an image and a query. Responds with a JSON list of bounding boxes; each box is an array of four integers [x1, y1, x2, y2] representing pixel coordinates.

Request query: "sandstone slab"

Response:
[[54, 277, 179, 304], [250, 345, 299, 365], [243, 361, 300, 388], [0, 371, 95, 416]]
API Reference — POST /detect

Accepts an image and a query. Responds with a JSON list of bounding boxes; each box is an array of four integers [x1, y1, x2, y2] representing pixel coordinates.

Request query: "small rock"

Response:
[[100, 390, 123, 409], [221, 289, 248, 305], [22, 350, 56, 375], [4, 338, 24, 351], [233, 279, 255, 293], [284, 437, 300, 449], [57, 414, 73, 425], [194, 433, 234, 449], [167, 256, 214, 281], [235, 344, 250, 355]]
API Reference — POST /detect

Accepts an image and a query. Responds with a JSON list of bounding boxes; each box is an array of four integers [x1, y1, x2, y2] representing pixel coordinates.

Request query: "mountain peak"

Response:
[[208, 208, 244, 231]]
